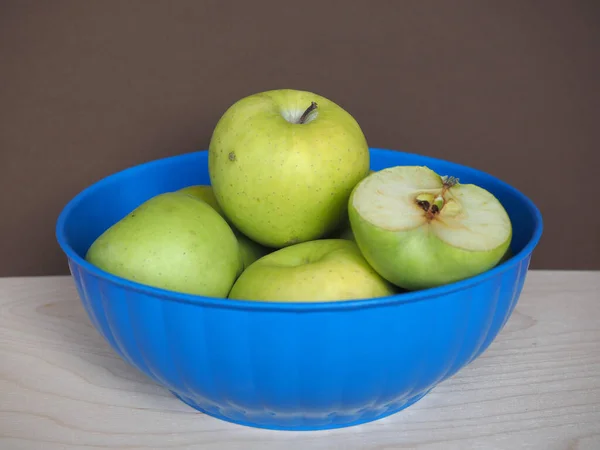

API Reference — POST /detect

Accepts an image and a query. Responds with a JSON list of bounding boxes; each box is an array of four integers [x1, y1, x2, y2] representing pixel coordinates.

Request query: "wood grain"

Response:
[[1, 271, 599, 449]]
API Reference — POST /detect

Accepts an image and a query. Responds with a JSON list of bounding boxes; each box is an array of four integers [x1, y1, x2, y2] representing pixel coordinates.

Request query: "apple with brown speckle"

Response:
[[208, 89, 370, 248]]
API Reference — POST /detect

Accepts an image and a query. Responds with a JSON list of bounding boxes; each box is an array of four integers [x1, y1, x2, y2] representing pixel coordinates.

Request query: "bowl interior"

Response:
[[58, 148, 542, 269]]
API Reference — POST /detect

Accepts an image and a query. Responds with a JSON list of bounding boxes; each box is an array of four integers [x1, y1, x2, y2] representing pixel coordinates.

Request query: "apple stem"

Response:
[[441, 175, 459, 191], [417, 177, 459, 218], [298, 102, 318, 124], [434, 175, 459, 214]]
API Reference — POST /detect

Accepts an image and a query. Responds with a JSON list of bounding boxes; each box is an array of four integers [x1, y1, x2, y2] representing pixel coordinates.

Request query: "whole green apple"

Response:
[[228, 239, 396, 302], [85, 192, 240, 297], [178, 185, 224, 216], [208, 89, 370, 248], [177, 184, 270, 270], [348, 166, 513, 291]]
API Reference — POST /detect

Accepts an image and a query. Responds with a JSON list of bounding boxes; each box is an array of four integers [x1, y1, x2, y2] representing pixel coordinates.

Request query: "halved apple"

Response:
[[348, 166, 512, 290]]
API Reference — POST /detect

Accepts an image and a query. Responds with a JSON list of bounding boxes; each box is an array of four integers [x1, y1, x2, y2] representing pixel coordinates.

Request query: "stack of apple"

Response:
[[85, 89, 513, 302]]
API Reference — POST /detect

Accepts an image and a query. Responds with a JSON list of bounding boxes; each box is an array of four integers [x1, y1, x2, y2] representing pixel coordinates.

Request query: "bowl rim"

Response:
[[55, 147, 544, 312]]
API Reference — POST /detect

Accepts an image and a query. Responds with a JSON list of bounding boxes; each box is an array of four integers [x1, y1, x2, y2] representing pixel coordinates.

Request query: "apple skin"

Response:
[[85, 192, 241, 297], [178, 185, 224, 216], [328, 170, 375, 242], [177, 185, 270, 271], [208, 89, 370, 248], [228, 239, 396, 302], [499, 246, 514, 264], [348, 175, 512, 291]]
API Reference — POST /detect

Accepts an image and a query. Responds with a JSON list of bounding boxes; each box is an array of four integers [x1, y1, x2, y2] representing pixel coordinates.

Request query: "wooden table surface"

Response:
[[1, 271, 599, 450]]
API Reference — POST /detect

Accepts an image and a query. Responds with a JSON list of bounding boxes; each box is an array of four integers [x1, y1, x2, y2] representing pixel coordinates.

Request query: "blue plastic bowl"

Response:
[[56, 148, 543, 431]]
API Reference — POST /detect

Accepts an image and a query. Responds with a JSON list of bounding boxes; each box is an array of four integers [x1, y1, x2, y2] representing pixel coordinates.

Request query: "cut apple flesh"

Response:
[[351, 166, 512, 252], [349, 166, 513, 290]]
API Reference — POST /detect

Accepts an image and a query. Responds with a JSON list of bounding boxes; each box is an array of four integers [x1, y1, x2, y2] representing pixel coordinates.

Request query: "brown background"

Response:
[[1, 0, 599, 276]]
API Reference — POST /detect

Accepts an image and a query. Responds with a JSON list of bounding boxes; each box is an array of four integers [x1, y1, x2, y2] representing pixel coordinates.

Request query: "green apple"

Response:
[[177, 184, 270, 270], [348, 166, 513, 291], [85, 192, 240, 297], [329, 171, 376, 242], [178, 185, 224, 216], [208, 89, 370, 248], [499, 246, 514, 264], [236, 235, 270, 271], [228, 239, 396, 302]]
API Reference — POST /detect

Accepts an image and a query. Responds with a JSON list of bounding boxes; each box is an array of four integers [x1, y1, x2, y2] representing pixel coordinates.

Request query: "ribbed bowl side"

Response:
[[68, 250, 533, 431]]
